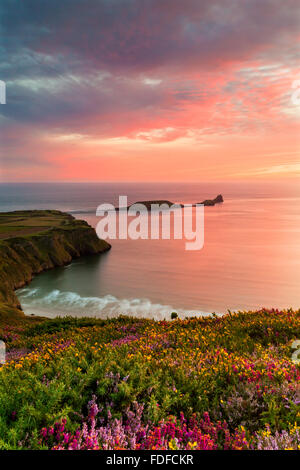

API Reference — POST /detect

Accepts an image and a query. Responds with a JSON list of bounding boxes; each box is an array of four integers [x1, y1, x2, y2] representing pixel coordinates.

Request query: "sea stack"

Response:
[[198, 194, 224, 206]]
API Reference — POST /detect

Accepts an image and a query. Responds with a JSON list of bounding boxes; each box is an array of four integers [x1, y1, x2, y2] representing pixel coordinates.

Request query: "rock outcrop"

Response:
[[0, 210, 110, 315], [197, 194, 224, 206]]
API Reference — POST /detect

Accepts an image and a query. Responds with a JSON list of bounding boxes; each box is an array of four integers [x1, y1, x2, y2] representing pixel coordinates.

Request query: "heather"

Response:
[[0, 309, 299, 450]]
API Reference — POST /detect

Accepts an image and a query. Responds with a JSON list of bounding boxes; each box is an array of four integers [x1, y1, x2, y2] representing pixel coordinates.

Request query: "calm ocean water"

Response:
[[1, 182, 300, 319]]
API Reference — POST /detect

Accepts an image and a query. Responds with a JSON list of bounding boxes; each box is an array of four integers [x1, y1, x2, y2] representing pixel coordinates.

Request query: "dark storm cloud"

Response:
[[0, 0, 299, 134], [1, 0, 299, 78]]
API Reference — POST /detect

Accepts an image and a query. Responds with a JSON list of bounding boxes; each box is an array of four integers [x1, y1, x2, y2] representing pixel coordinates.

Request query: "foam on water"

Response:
[[17, 287, 210, 320]]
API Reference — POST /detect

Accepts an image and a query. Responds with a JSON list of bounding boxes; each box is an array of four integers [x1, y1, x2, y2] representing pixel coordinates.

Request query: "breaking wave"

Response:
[[16, 287, 210, 320]]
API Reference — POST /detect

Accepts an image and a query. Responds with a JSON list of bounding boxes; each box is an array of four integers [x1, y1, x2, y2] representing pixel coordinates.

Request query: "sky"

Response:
[[0, 0, 300, 182]]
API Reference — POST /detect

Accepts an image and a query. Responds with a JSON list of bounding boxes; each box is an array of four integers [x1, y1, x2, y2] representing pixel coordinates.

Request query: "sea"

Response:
[[1, 181, 300, 319]]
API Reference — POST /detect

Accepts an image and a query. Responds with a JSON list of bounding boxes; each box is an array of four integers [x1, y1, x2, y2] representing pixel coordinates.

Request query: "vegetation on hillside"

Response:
[[0, 309, 299, 450]]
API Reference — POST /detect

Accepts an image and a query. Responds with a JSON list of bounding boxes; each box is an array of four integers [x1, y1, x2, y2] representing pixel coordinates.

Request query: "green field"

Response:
[[0, 210, 75, 240]]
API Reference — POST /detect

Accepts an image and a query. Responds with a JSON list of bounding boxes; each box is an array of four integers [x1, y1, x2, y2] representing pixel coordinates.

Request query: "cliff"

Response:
[[0, 210, 111, 316]]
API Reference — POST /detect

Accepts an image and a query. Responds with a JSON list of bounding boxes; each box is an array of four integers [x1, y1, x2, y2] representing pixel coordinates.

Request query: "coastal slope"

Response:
[[0, 309, 299, 449], [0, 210, 110, 316]]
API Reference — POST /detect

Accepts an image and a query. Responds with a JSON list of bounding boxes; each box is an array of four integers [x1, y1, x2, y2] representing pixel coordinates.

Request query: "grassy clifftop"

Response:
[[0, 210, 111, 317]]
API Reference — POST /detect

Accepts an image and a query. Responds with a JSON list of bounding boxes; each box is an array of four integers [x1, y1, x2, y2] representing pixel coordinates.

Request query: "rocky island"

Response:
[[0, 210, 110, 319], [117, 194, 224, 211]]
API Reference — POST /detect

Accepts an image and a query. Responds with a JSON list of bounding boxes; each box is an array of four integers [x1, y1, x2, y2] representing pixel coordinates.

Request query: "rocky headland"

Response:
[[0, 210, 110, 318]]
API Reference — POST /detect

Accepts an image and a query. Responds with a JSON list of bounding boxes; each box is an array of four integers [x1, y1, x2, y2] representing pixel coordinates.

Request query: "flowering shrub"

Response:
[[220, 380, 300, 432], [0, 309, 299, 450], [40, 399, 249, 450], [255, 424, 300, 450]]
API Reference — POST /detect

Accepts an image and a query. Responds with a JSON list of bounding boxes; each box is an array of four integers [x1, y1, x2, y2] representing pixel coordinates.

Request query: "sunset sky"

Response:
[[1, 0, 299, 182]]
